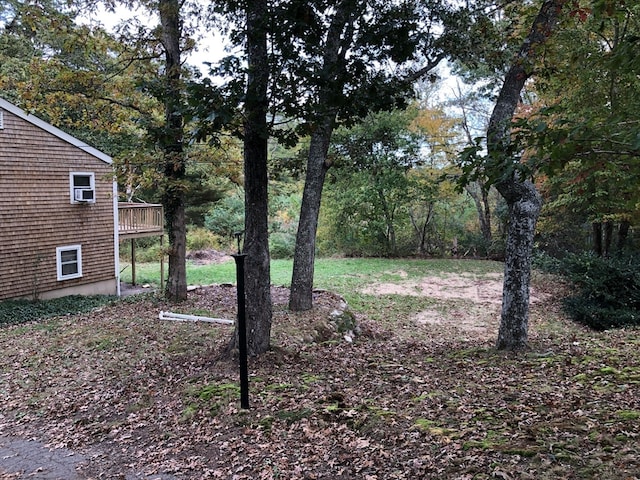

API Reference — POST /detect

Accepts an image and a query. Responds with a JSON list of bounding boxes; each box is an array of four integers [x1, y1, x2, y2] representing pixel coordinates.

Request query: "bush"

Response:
[[204, 194, 245, 239], [135, 243, 164, 263], [120, 237, 163, 262], [532, 250, 563, 273], [270, 231, 296, 259], [558, 253, 640, 330], [187, 227, 221, 252]]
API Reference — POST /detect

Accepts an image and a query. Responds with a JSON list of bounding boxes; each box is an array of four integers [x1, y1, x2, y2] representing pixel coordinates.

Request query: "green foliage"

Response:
[[187, 227, 222, 251], [203, 183, 300, 258], [516, 3, 640, 252], [323, 108, 453, 257], [557, 253, 640, 330], [0, 295, 115, 327], [204, 192, 245, 239], [269, 232, 296, 259], [262, 0, 446, 142], [268, 180, 301, 259]]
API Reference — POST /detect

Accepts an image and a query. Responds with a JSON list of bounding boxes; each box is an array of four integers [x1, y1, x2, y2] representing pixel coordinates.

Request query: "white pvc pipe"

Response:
[[159, 311, 234, 325]]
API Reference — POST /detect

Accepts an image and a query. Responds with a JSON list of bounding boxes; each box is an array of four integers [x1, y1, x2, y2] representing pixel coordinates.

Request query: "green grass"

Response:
[[120, 257, 502, 293], [120, 257, 503, 314], [0, 257, 501, 328]]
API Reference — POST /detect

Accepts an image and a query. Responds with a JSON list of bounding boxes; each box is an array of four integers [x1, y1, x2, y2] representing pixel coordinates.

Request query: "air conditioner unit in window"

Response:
[[74, 188, 95, 202]]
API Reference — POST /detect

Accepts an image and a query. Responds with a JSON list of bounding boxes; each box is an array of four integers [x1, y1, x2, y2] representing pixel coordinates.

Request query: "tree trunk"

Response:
[[378, 186, 397, 256], [410, 203, 434, 256], [289, 118, 333, 311], [289, 3, 353, 312], [163, 179, 187, 300], [486, 0, 566, 351], [495, 180, 542, 350], [237, 0, 272, 356], [592, 221, 603, 256], [603, 220, 613, 257], [159, 0, 187, 301], [466, 181, 492, 245], [617, 219, 630, 252]]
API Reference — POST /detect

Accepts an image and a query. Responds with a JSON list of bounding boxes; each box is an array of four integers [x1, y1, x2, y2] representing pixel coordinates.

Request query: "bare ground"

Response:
[[0, 271, 639, 479]]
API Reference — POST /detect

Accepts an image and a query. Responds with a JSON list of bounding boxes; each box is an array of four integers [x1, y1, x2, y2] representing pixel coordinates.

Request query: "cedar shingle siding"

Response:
[[0, 103, 118, 300]]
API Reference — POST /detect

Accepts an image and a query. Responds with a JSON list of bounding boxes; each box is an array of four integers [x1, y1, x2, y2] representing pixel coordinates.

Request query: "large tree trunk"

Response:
[[289, 118, 333, 311], [238, 0, 272, 355], [487, 0, 566, 351], [159, 0, 187, 301], [495, 180, 542, 350], [288, 3, 354, 312]]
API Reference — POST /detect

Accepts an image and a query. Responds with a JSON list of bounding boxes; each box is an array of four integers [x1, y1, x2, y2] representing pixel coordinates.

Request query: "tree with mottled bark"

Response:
[[486, 0, 567, 350]]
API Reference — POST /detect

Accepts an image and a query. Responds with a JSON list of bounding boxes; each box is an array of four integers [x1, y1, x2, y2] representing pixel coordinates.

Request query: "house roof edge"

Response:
[[0, 97, 113, 165]]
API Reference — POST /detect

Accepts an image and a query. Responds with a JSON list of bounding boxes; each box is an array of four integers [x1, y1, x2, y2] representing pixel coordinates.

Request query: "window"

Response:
[[70, 172, 95, 204], [56, 245, 82, 280]]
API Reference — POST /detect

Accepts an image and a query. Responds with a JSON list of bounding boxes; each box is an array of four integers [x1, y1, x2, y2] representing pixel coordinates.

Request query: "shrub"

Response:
[[532, 250, 563, 273], [135, 243, 164, 263], [187, 227, 221, 252], [558, 253, 640, 330], [270, 231, 296, 259], [204, 194, 245, 239], [119, 237, 162, 262]]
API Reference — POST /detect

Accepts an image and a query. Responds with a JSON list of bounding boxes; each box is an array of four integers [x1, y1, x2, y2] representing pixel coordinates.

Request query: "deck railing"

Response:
[[118, 203, 164, 239]]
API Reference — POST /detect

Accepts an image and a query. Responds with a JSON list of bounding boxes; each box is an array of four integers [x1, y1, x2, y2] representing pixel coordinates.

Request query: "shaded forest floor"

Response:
[[0, 269, 639, 479]]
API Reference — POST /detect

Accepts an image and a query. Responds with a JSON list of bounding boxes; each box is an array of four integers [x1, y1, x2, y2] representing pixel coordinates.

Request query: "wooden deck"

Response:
[[118, 203, 164, 238]]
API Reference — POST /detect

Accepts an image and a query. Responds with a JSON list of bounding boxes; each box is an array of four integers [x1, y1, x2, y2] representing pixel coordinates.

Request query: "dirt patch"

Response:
[[362, 272, 550, 338], [413, 304, 499, 336], [185, 249, 233, 265], [363, 274, 505, 303]]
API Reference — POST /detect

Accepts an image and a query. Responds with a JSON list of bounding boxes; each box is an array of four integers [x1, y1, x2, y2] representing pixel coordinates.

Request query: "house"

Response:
[[0, 98, 120, 301]]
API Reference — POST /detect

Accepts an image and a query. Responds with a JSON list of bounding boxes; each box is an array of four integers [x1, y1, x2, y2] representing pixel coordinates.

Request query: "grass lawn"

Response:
[[1, 258, 639, 479], [120, 256, 503, 307]]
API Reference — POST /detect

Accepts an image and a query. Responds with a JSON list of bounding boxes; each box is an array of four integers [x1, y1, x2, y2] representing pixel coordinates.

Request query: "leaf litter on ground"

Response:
[[0, 267, 638, 479]]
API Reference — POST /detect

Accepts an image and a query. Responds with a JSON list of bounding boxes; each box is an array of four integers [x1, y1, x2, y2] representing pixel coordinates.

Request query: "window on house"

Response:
[[70, 172, 95, 204], [56, 245, 83, 280]]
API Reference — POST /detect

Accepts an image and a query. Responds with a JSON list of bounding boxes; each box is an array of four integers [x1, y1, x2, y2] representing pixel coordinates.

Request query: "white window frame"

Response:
[[56, 245, 83, 281], [69, 172, 96, 204]]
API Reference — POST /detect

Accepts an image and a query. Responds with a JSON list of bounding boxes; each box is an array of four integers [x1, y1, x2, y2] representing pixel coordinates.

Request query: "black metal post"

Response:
[[232, 231, 249, 409]]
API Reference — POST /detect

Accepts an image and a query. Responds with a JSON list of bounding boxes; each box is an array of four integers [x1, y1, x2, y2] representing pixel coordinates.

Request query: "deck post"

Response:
[[131, 238, 136, 285], [117, 203, 164, 291], [160, 234, 165, 293]]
